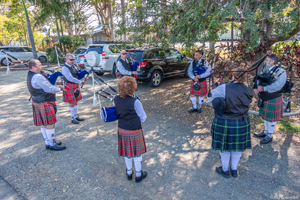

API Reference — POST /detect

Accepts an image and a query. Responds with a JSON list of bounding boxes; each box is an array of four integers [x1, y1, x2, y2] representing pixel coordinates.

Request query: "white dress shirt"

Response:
[[61, 63, 82, 84], [188, 59, 211, 79], [31, 74, 61, 94], [113, 98, 147, 122], [261, 65, 287, 93], [116, 58, 132, 76]]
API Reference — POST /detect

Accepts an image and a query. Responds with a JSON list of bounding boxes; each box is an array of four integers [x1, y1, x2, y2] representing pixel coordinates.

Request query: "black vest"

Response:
[[192, 59, 205, 76], [62, 64, 79, 83], [215, 83, 253, 120], [114, 95, 142, 130], [119, 59, 133, 72], [259, 92, 282, 101], [27, 71, 56, 103]]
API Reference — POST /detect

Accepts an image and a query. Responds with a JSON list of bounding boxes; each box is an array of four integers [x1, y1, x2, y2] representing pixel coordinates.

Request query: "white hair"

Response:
[[66, 53, 74, 59]]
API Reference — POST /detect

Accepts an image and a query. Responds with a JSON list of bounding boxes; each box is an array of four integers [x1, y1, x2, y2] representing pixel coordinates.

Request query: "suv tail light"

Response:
[[102, 51, 109, 59], [79, 55, 85, 58], [139, 62, 147, 68]]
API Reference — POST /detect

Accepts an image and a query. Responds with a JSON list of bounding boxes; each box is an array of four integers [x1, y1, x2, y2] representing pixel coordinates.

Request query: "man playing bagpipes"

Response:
[[116, 50, 140, 78], [253, 54, 287, 144], [188, 50, 211, 113], [61, 54, 87, 124], [27, 59, 66, 151]]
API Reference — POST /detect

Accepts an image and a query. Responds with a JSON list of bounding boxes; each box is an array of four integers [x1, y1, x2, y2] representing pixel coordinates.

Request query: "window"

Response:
[[0, 48, 9, 52], [165, 49, 182, 59], [10, 47, 24, 52], [86, 46, 103, 54], [23, 47, 32, 52], [74, 48, 86, 54], [108, 45, 120, 53], [152, 49, 165, 59]]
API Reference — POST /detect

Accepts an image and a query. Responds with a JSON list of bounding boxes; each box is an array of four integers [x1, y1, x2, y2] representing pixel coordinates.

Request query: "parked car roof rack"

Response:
[[93, 41, 124, 44]]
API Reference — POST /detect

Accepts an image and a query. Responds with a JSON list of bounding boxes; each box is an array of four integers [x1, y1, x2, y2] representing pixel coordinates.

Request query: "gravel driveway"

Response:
[[0, 70, 300, 200]]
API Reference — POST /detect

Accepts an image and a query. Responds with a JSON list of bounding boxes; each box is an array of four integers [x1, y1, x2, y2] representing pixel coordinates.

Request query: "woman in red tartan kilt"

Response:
[[253, 54, 286, 144], [113, 76, 148, 183], [187, 50, 211, 113], [27, 59, 66, 151], [61, 54, 87, 124]]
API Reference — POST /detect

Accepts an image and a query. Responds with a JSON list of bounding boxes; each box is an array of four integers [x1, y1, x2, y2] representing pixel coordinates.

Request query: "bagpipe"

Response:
[[42, 69, 63, 85], [255, 39, 298, 89], [129, 51, 140, 71]]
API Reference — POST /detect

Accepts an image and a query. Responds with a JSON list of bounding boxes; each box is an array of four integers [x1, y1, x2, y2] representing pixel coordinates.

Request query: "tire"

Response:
[[39, 56, 47, 63], [184, 65, 189, 78], [1, 57, 12, 66], [149, 70, 162, 87], [96, 72, 104, 76], [112, 64, 117, 78]]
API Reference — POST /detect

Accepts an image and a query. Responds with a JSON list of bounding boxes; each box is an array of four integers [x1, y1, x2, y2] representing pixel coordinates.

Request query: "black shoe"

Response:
[[71, 119, 79, 124], [188, 108, 197, 113], [260, 135, 273, 144], [231, 170, 238, 177], [46, 140, 62, 150], [135, 171, 147, 183], [254, 131, 267, 138], [54, 139, 62, 146], [197, 108, 202, 113], [75, 115, 84, 121], [126, 169, 133, 180], [216, 166, 230, 178], [49, 144, 66, 151]]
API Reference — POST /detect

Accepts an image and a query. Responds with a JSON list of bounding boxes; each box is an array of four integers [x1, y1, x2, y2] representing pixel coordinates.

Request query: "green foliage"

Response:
[[46, 47, 63, 63], [279, 118, 300, 134], [60, 36, 86, 53], [179, 45, 203, 58], [117, 0, 300, 54]]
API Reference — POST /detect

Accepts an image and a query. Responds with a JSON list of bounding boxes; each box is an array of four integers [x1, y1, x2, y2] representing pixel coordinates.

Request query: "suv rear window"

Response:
[[127, 51, 144, 62], [108, 45, 120, 53], [86, 46, 103, 54], [74, 48, 86, 54]]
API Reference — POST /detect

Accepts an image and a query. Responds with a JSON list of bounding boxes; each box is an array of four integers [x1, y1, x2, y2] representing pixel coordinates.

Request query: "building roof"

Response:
[[92, 25, 104, 35]]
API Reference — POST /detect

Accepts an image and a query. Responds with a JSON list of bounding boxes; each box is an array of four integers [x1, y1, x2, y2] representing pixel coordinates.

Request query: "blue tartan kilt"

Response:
[[211, 117, 251, 152]]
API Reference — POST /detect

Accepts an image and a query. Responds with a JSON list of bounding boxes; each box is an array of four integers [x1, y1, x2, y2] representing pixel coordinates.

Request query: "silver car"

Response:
[[84, 43, 137, 76], [0, 46, 47, 66], [73, 47, 87, 69]]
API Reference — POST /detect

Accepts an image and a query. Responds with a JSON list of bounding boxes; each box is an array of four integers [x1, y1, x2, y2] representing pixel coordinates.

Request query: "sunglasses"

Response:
[[69, 59, 75, 61], [121, 53, 127, 55]]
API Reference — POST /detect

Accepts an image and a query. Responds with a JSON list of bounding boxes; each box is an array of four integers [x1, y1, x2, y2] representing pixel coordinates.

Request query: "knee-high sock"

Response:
[[264, 120, 268, 134], [267, 121, 277, 138], [41, 128, 49, 145], [198, 96, 204, 109], [124, 157, 133, 175], [220, 151, 230, 172], [68, 106, 75, 119], [231, 151, 242, 170], [46, 128, 55, 146], [134, 156, 142, 177], [190, 96, 197, 109], [74, 105, 78, 118]]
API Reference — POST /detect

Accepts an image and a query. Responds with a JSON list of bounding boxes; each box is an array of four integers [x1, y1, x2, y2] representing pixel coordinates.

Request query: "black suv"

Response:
[[113, 48, 192, 87]]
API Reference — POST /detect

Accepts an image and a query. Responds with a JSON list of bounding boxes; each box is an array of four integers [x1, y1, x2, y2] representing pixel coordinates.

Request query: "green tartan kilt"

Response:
[[259, 96, 283, 122], [211, 117, 251, 152]]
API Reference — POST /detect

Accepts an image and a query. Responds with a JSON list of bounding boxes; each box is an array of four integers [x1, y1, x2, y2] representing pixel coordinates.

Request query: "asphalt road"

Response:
[[0, 70, 300, 200]]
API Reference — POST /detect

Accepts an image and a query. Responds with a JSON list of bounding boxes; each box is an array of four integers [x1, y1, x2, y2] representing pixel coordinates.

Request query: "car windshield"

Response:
[[127, 51, 143, 62], [86, 46, 103, 54], [74, 48, 86, 54]]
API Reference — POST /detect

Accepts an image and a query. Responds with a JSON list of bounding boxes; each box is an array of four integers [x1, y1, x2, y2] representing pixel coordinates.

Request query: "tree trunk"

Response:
[[121, 0, 126, 41], [55, 17, 62, 52], [21, 0, 38, 59], [109, 2, 114, 41], [231, 20, 234, 55], [59, 17, 66, 55]]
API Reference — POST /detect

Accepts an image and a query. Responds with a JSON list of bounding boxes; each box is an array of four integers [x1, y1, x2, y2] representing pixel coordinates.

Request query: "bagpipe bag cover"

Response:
[[47, 71, 63, 85], [132, 62, 140, 71], [78, 70, 90, 80]]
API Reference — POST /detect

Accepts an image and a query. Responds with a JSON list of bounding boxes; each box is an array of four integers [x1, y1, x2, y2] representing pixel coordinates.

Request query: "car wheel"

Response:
[[96, 72, 104, 76], [1, 57, 12, 66], [149, 70, 162, 87], [39, 56, 47, 63], [112, 64, 117, 78]]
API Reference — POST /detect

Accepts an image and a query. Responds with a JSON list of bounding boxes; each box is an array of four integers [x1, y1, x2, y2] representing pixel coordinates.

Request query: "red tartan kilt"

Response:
[[63, 83, 82, 103], [190, 80, 208, 96], [32, 102, 57, 126], [118, 128, 147, 158]]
